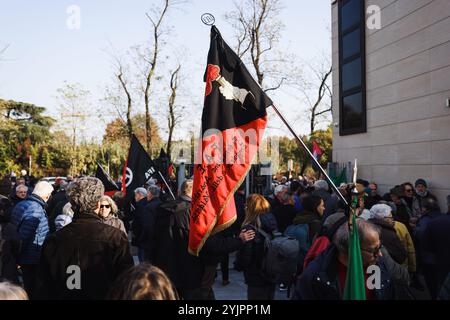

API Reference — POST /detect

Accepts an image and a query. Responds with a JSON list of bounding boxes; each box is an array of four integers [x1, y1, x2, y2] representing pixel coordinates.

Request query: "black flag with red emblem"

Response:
[[121, 135, 158, 199], [189, 26, 272, 256]]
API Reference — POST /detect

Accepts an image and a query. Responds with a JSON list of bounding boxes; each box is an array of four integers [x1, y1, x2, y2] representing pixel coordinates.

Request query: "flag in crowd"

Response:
[[188, 26, 273, 256]]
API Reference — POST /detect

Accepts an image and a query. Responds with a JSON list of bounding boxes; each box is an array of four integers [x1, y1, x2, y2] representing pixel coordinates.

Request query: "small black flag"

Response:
[[121, 135, 158, 198], [95, 163, 120, 193]]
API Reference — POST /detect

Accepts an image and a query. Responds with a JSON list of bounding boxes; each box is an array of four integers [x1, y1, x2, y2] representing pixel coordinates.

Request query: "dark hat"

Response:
[[356, 179, 369, 187], [415, 178, 427, 188]]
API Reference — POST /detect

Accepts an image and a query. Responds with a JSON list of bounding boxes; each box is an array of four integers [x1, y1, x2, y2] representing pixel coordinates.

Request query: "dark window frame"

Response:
[[338, 0, 367, 136]]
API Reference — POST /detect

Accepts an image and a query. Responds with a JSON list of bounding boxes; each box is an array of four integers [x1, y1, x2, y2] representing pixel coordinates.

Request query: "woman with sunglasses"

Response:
[[98, 195, 126, 234]]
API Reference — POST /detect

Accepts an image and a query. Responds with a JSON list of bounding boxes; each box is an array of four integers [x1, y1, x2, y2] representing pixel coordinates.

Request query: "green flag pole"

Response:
[[343, 159, 366, 300]]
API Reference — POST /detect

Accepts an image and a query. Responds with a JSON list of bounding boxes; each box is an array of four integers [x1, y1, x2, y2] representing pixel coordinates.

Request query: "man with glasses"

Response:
[[292, 219, 395, 300]]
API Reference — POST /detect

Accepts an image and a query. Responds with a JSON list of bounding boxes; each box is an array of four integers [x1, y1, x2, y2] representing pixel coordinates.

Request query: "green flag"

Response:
[[343, 213, 366, 300]]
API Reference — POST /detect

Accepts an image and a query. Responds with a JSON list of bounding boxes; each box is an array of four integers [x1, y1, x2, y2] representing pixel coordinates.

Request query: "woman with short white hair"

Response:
[[368, 204, 408, 266], [370, 204, 416, 276]]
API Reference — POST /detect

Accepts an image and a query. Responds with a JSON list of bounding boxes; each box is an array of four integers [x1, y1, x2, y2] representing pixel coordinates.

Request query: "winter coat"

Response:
[[393, 199, 413, 234], [422, 214, 450, 290], [292, 211, 322, 242], [292, 245, 395, 300], [103, 215, 127, 234], [234, 212, 278, 286], [393, 221, 416, 273], [415, 211, 443, 266], [438, 273, 450, 300], [35, 211, 133, 300], [131, 198, 149, 246], [46, 190, 68, 225], [0, 220, 21, 283], [54, 202, 74, 231], [135, 197, 161, 249], [369, 218, 407, 265], [153, 196, 204, 290], [412, 192, 437, 219], [10, 194, 49, 265]]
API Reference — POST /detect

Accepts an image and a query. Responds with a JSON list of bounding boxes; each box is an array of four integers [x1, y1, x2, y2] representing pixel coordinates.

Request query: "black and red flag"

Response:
[[189, 26, 272, 256], [121, 135, 158, 199], [95, 163, 120, 197]]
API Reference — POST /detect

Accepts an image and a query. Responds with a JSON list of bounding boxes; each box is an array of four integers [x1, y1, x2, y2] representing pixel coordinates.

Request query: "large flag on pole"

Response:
[[95, 163, 120, 196], [189, 26, 272, 256], [121, 135, 158, 199]]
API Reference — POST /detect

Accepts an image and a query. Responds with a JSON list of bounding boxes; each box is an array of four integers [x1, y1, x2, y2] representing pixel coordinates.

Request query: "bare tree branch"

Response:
[[142, 0, 171, 153], [167, 64, 181, 156], [264, 77, 286, 93]]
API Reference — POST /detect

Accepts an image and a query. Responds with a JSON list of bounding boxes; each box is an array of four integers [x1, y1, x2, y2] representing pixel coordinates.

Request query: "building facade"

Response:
[[331, 0, 450, 208]]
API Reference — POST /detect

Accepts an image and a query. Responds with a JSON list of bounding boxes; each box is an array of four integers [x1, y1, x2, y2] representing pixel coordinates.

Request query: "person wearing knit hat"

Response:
[[411, 178, 437, 219]]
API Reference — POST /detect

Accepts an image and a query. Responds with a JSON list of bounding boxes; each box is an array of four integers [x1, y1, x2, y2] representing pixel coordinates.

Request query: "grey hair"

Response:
[[16, 185, 28, 192], [147, 185, 161, 197], [134, 187, 148, 197], [67, 177, 104, 214], [314, 180, 329, 191], [333, 219, 380, 254], [32, 181, 54, 199], [180, 179, 193, 197], [0, 282, 29, 300], [99, 195, 118, 215]]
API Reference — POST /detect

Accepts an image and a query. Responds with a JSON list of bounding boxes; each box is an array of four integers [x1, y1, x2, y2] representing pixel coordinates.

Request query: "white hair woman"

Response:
[[98, 195, 126, 234], [370, 204, 416, 275], [0, 282, 29, 300]]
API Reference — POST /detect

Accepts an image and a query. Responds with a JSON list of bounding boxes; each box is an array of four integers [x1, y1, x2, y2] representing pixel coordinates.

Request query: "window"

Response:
[[339, 0, 366, 135]]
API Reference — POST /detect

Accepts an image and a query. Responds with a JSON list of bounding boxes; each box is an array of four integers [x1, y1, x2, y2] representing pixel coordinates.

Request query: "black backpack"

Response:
[[258, 228, 299, 284]]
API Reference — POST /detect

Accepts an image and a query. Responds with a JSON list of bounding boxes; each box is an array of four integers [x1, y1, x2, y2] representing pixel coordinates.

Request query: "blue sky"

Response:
[[0, 0, 331, 141]]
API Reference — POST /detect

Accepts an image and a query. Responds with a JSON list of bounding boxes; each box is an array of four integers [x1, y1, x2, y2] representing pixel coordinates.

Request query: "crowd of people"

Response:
[[0, 170, 449, 300]]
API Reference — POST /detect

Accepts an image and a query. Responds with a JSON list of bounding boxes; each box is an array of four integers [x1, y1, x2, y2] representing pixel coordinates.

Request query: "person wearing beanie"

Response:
[[412, 178, 437, 220]]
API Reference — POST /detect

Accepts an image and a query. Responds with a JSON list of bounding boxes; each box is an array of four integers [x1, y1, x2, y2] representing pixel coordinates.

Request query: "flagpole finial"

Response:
[[201, 13, 215, 26]]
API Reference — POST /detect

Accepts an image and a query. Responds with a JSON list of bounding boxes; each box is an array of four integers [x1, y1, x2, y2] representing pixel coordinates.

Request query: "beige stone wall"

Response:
[[332, 0, 450, 209]]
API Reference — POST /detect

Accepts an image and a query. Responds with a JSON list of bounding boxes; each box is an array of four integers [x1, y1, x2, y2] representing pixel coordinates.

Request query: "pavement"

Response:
[[212, 253, 289, 300]]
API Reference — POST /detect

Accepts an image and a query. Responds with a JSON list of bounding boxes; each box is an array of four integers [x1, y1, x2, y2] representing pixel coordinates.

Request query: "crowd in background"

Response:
[[0, 169, 449, 300]]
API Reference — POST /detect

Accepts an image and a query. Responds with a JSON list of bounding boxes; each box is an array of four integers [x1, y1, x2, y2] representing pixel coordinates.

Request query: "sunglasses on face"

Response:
[[405, 189, 413, 192], [100, 205, 110, 209]]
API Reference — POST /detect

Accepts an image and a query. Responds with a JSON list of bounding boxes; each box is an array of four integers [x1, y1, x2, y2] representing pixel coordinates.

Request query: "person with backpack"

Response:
[[234, 194, 280, 300], [286, 194, 325, 247]]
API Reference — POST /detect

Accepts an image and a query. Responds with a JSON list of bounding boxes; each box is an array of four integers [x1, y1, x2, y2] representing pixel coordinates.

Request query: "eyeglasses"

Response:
[[405, 188, 413, 192], [100, 205, 111, 209], [361, 244, 382, 257]]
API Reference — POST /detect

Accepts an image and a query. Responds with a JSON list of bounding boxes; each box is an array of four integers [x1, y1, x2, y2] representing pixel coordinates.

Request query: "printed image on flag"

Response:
[[189, 26, 273, 256]]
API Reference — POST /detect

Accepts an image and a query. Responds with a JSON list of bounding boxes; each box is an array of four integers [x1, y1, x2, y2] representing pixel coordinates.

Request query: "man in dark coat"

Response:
[[422, 213, 450, 299], [153, 179, 254, 299], [35, 177, 133, 300], [292, 219, 395, 300], [153, 179, 205, 298], [133, 185, 162, 263], [131, 187, 148, 261]]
